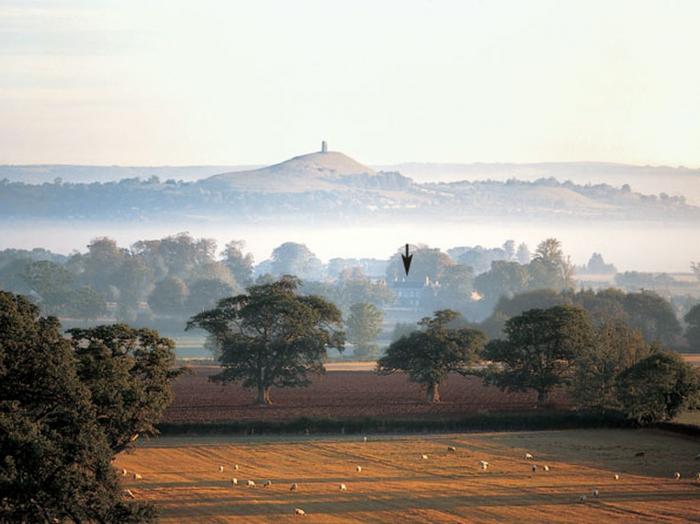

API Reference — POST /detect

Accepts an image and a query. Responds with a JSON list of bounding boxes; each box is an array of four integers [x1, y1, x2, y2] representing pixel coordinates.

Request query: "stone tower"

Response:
[[321, 140, 327, 153]]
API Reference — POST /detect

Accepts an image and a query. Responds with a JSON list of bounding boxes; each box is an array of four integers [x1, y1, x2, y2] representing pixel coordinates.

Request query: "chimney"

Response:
[[321, 140, 327, 153]]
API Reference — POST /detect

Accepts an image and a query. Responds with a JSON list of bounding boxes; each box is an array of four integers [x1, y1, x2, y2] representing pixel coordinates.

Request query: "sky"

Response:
[[1, 0, 700, 166]]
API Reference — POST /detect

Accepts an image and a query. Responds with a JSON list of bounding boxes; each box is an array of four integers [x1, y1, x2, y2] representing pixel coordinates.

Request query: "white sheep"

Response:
[[479, 460, 489, 471], [231, 478, 238, 486], [674, 472, 681, 480], [614, 473, 620, 480], [294, 508, 306, 516], [543, 465, 550, 472], [121, 468, 128, 476], [218, 465, 225, 473], [363, 436, 368, 443], [579, 495, 587, 503], [592, 488, 599, 498], [447, 446, 457, 453], [132, 473, 142, 480], [421, 454, 429, 460], [234, 464, 239, 471], [339, 483, 347, 491], [531, 464, 537, 472], [124, 489, 136, 499], [525, 453, 534, 460], [695, 473, 700, 481], [247, 480, 256, 487], [290, 483, 298, 491], [356, 465, 362, 473], [263, 480, 272, 487]]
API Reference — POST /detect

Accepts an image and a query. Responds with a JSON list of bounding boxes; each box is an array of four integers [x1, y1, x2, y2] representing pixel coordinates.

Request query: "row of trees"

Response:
[[1, 291, 183, 521], [189, 277, 699, 423]]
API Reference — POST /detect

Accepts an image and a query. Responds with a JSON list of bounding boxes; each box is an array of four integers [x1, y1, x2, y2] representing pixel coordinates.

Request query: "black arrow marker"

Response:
[[401, 243, 413, 275]]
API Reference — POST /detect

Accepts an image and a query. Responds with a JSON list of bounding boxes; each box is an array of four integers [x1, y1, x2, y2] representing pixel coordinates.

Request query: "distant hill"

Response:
[[1, 150, 698, 222]]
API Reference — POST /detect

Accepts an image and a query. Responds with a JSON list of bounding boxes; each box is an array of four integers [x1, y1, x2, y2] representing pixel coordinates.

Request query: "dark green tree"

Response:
[[484, 305, 595, 405], [346, 303, 384, 359], [187, 277, 344, 404], [622, 291, 681, 345], [685, 303, 700, 351], [377, 310, 486, 402], [571, 321, 656, 411], [616, 352, 700, 424], [67, 324, 183, 453], [0, 292, 155, 522]]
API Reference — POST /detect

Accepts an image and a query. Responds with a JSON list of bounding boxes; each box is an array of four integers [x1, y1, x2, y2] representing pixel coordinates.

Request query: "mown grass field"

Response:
[[116, 429, 700, 523]]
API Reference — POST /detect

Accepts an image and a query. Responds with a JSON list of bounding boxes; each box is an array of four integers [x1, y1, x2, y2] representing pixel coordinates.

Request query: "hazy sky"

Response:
[[2, 0, 699, 166]]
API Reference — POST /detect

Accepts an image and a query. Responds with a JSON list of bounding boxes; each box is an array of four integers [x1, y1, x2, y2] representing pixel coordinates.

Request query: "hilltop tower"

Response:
[[321, 140, 327, 153]]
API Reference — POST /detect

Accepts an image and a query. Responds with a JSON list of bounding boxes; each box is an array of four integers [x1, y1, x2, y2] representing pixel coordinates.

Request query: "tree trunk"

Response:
[[426, 383, 441, 403], [257, 385, 272, 405]]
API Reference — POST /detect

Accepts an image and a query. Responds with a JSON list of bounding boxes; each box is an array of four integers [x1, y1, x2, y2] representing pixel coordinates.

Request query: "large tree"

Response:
[[377, 310, 486, 402], [147, 276, 189, 316], [571, 321, 656, 411], [67, 324, 183, 453], [616, 352, 700, 424], [0, 292, 155, 522], [527, 238, 574, 291], [187, 277, 344, 404], [484, 305, 595, 405], [346, 303, 384, 359]]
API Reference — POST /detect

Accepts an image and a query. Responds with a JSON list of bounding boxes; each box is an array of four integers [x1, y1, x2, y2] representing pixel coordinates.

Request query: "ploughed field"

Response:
[[116, 429, 700, 523], [164, 366, 568, 424]]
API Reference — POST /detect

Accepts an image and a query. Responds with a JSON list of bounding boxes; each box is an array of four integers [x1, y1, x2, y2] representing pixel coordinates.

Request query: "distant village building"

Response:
[[321, 140, 327, 153], [384, 276, 440, 322]]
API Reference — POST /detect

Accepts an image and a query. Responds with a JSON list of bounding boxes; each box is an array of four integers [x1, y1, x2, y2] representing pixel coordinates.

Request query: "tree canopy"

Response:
[[377, 310, 486, 402], [187, 276, 345, 404], [484, 305, 595, 405], [0, 291, 156, 522]]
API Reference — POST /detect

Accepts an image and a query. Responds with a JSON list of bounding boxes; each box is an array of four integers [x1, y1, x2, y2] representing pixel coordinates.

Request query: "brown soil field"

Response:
[[116, 429, 700, 523], [164, 367, 568, 423]]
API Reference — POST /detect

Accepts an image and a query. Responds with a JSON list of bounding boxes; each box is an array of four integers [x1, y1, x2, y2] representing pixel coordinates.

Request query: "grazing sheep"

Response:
[[579, 495, 587, 503], [363, 436, 367, 443], [121, 468, 128, 476], [592, 488, 599, 498], [290, 483, 298, 491], [231, 478, 238, 486], [247, 480, 256, 487], [543, 465, 550, 472], [132, 473, 142, 480], [635, 451, 645, 457], [234, 464, 239, 471], [479, 460, 489, 471], [294, 508, 306, 516], [339, 483, 347, 491], [218, 466, 225, 473], [525, 453, 534, 460], [614, 473, 620, 480], [421, 454, 429, 460], [531, 464, 537, 473], [263, 480, 272, 487], [674, 472, 681, 480], [447, 446, 457, 453], [124, 489, 136, 499], [356, 465, 362, 473], [695, 473, 700, 482]]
